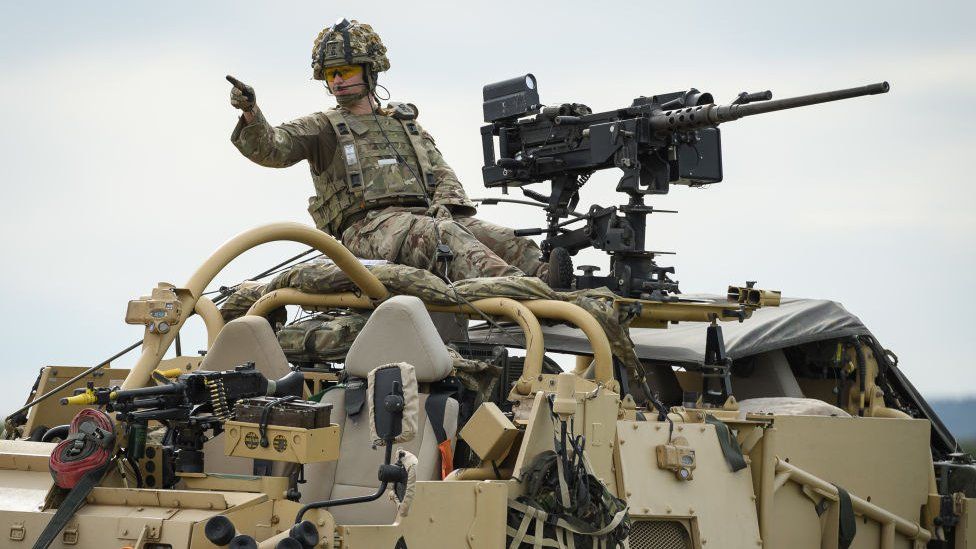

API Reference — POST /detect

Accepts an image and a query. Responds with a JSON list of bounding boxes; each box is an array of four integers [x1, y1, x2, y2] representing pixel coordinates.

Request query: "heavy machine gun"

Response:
[[61, 363, 305, 486], [480, 74, 890, 298]]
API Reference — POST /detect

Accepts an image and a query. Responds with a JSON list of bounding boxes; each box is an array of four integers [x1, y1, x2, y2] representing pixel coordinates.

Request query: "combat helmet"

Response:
[[312, 18, 390, 82]]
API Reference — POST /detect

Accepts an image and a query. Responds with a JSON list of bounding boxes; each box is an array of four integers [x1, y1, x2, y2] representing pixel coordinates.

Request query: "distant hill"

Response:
[[929, 398, 976, 441]]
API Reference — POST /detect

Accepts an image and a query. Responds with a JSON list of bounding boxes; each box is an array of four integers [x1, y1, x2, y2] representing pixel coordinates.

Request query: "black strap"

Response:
[[340, 24, 353, 64], [259, 395, 299, 448], [834, 484, 857, 549], [344, 379, 367, 417], [252, 459, 273, 477], [703, 415, 747, 472], [32, 462, 111, 549], [424, 393, 451, 444]]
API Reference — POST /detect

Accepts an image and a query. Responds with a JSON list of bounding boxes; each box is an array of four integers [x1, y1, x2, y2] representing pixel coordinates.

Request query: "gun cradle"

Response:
[[223, 421, 340, 464]]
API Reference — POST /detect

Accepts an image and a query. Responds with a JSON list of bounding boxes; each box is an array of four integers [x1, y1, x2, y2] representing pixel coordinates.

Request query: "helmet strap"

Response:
[[339, 22, 354, 64]]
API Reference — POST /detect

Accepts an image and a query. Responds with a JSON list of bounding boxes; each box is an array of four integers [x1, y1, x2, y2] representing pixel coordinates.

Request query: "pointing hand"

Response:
[[226, 75, 256, 112]]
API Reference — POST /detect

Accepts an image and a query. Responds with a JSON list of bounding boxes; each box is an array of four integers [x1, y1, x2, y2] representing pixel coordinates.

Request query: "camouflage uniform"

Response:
[[231, 106, 547, 281], [229, 19, 546, 282]]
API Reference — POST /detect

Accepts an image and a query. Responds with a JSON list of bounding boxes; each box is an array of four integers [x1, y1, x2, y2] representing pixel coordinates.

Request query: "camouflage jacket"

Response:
[[231, 105, 477, 235]]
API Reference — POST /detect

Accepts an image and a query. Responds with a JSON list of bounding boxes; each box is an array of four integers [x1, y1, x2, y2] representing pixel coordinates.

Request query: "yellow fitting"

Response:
[[61, 391, 99, 406]]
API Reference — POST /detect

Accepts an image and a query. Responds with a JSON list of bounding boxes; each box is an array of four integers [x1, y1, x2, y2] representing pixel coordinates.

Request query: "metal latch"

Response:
[[62, 526, 79, 545], [9, 522, 25, 541]]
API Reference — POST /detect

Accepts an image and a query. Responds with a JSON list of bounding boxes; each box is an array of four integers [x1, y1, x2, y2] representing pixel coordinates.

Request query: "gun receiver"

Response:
[[480, 75, 889, 298]]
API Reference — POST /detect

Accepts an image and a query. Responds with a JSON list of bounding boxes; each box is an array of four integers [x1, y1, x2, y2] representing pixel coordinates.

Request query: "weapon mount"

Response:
[[480, 74, 889, 299]]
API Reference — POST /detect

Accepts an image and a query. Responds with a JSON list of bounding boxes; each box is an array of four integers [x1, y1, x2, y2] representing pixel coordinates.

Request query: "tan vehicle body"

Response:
[[0, 223, 969, 549]]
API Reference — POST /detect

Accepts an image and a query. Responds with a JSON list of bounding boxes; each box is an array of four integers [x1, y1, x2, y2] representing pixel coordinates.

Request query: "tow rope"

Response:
[[35, 409, 115, 549]]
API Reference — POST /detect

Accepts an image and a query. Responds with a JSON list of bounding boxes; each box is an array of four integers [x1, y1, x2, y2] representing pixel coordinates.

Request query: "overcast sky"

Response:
[[0, 1, 973, 410]]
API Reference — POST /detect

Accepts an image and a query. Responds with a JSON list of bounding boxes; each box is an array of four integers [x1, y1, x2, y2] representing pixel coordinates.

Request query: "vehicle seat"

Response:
[[301, 295, 459, 525], [731, 350, 804, 400], [199, 316, 292, 476]]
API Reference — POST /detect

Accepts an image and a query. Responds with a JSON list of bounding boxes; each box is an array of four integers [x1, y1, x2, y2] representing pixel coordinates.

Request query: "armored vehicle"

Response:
[[1, 76, 972, 549]]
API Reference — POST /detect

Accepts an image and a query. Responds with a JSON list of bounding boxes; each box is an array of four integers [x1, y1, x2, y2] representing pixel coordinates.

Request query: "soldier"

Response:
[[228, 18, 555, 283]]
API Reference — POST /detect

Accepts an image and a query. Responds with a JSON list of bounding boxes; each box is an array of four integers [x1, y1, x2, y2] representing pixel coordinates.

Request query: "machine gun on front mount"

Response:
[[479, 74, 890, 299], [61, 363, 305, 488]]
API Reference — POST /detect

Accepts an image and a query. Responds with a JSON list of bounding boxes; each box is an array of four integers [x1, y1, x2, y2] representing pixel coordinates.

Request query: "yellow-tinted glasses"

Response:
[[324, 64, 364, 85]]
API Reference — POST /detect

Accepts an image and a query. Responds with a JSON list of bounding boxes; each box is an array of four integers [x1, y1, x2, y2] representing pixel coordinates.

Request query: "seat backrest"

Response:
[[199, 316, 291, 376], [731, 350, 804, 400], [343, 296, 454, 379], [200, 316, 292, 476], [301, 296, 458, 525]]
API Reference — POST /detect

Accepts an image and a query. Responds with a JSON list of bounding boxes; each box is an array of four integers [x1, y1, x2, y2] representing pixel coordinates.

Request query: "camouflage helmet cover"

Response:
[[312, 18, 390, 80]]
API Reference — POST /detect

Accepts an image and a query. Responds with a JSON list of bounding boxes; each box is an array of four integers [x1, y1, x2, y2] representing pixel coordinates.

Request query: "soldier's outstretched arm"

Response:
[[420, 129, 477, 217], [227, 76, 332, 169], [230, 109, 332, 169]]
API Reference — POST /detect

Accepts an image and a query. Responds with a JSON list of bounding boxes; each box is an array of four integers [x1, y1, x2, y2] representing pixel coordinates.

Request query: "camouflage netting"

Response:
[[219, 280, 268, 322], [558, 288, 643, 372], [217, 261, 642, 387], [278, 311, 370, 364], [447, 346, 501, 409], [450, 275, 557, 302], [267, 261, 452, 304]]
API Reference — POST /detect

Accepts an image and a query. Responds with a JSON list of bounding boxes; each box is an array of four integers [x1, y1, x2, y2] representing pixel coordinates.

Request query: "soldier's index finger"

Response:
[[225, 75, 246, 90]]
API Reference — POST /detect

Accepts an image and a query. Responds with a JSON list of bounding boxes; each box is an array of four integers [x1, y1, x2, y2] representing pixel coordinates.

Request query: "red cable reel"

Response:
[[49, 409, 116, 489]]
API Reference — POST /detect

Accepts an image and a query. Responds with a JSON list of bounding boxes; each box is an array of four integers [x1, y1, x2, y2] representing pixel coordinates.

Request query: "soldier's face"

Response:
[[326, 65, 366, 96]]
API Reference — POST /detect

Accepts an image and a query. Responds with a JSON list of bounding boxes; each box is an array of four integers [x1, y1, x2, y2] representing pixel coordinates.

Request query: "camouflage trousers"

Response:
[[341, 207, 548, 282]]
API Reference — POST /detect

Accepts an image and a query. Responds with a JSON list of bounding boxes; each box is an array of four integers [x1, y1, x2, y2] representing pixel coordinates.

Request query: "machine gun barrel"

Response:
[[649, 81, 889, 132]]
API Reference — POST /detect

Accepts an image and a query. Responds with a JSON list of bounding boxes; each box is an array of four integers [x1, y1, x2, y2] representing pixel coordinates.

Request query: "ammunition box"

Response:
[[234, 397, 332, 429], [460, 402, 519, 461], [224, 421, 340, 464]]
